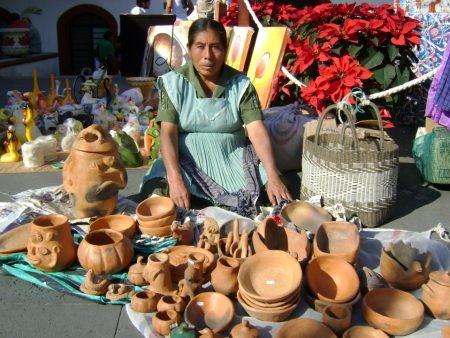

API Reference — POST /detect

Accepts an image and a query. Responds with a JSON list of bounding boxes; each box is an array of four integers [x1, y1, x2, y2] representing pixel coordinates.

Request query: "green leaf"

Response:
[[387, 44, 399, 62], [359, 47, 385, 69], [348, 44, 363, 57], [331, 46, 343, 55], [392, 64, 411, 87], [371, 36, 379, 46], [372, 64, 396, 89]]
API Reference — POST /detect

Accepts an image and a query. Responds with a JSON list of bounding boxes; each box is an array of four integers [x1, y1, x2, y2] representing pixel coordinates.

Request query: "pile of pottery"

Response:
[[135, 196, 176, 236], [237, 250, 302, 322], [217, 219, 254, 260]]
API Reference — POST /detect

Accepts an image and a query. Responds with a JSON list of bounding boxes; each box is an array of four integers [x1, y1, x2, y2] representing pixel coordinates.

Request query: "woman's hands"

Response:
[[266, 174, 292, 206], [167, 175, 190, 210]]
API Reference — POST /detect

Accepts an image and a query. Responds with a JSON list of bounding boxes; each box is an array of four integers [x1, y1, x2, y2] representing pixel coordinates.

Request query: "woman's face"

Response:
[[188, 28, 226, 82]]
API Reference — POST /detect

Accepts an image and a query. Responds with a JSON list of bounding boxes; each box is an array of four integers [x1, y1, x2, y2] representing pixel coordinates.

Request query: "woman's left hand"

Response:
[[266, 175, 292, 206]]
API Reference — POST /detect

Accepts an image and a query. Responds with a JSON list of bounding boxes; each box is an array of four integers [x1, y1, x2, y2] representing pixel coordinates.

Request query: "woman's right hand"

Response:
[[168, 175, 190, 210]]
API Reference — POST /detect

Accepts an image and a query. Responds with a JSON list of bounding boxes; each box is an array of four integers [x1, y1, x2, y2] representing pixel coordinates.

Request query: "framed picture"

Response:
[[225, 26, 254, 72]]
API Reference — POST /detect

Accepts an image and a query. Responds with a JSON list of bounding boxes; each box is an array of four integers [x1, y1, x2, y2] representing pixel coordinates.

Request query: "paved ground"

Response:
[[0, 75, 449, 337]]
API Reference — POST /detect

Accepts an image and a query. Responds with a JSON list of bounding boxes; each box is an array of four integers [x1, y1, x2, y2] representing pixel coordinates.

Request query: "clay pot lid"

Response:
[[238, 250, 302, 303], [72, 124, 118, 153], [280, 201, 332, 233], [136, 196, 176, 221], [306, 256, 359, 303], [185, 292, 234, 333], [342, 326, 389, 338], [429, 270, 450, 286], [275, 318, 337, 338]]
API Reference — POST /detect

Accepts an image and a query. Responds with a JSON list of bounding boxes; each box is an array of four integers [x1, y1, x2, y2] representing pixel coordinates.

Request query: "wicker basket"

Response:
[[300, 102, 399, 227]]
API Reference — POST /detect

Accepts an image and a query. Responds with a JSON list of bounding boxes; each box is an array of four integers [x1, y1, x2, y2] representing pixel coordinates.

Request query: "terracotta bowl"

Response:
[[275, 318, 337, 338], [220, 218, 257, 238], [185, 292, 234, 333], [362, 288, 424, 336], [137, 212, 176, 228], [280, 201, 332, 233], [237, 290, 299, 322], [89, 214, 136, 239], [138, 224, 172, 237], [238, 250, 302, 303], [306, 256, 359, 303], [239, 286, 301, 310], [136, 196, 175, 221], [342, 326, 389, 338], [302, 284, 361, 313], [313, 221, 360, 264]]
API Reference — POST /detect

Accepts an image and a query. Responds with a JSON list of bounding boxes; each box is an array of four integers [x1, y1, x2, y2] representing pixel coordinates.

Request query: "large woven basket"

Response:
[[301, 102, 399, 227]]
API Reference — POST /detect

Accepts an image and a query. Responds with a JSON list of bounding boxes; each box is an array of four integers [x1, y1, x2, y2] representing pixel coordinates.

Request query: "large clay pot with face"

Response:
[[27, 214, 76, 272], [62, 124, 127, 218]]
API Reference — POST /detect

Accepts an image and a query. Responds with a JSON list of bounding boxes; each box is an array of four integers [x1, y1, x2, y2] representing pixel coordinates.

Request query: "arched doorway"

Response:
[[57, 5, 117, 75]]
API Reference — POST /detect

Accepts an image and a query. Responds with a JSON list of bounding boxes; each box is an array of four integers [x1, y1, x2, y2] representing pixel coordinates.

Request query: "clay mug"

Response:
[[211, 256, 240, 296], [230, 319, 259, 337], [27, 214, 76, 272], [421, 270, 450, 320], [322, 304, 351, 335], [151, 309, 181, 336], [127, 256, 147, 286], [130, 290, 159, 313], [144, 252, 174, 294], [156, 294, 185, 313]]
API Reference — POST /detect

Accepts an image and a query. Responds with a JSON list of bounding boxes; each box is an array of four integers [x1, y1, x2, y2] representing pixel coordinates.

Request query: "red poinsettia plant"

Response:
[[221, 1, 421, 114]]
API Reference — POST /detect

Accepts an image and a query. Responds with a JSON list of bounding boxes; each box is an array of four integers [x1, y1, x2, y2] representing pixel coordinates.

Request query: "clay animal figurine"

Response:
[[178, 253, 205, 301], [0, 125, 21, 163], [22, 104, 35, 142], [80, 269, 110, 295]]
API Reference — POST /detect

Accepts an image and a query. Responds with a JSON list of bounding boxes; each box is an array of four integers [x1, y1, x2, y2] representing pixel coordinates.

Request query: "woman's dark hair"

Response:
[[188, 18, 228, 51]]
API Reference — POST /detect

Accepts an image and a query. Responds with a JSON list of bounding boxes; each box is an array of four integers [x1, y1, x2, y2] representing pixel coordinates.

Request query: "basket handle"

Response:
[[362, 101, 385, 151]]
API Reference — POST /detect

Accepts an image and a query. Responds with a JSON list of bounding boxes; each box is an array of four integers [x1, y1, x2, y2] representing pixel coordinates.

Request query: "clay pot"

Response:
[[157, 294, 185, 313], [306, 256, 359, 304], [238, 250, 302, 303], [302, 284, 361, 314], [27, 214, 76, 272], [143, 252, 175, 294], [77, 229, 134, 274], [136, 196, 175, 221], [322, 304, 351, 335], [185, 292, 234, 333], [275, 318, 337, 338], [280, 201, 332, 233], [63, 125, 127, 218], [211, 256, 240, 296], [421, 270, 450, 319], [238, 287, 301, 311], [152, 310, 181, 336], [139, 224, 173, 237], [138, 213, 176, 229], [89, 214, 136, 239], [313, 221, 360, 264], [130, 290, 159, 313], [127, 256, 147, 286], [230, 319, 259, 338], [380, 241, 431, 290], [362, 288, 424, 336], [342, 326, 389, 338]]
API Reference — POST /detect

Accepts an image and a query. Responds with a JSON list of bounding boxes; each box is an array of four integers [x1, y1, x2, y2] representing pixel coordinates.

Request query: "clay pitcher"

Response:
[[211, 256, 240, 296], [27, 214, 76, 272], [421, 270, 450, 320], [144, 252, 174, 294], [62, 124, 127, 218]]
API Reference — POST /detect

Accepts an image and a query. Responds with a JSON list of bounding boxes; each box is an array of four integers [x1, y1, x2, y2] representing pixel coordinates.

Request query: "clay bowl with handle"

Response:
[[136, 196, 175, 221], [89, 214, 136, 239], [362, 288, 424, 336]]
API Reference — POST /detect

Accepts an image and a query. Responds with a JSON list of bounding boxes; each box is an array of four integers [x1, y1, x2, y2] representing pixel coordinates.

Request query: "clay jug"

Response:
[[421, 270, 450, 319], [211, 256, 240, 296], [127, 256, 147, 286], [230, 319, 259, 337], [27, 214, 76, 272], [151, 310, 181, 336], [157, 294, 185, 313], [62, 124, 127, 218], [144, 252, 174, 294]]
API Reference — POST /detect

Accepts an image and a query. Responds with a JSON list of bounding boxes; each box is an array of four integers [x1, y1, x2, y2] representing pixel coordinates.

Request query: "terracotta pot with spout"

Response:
[[144, 252, 174, 294]]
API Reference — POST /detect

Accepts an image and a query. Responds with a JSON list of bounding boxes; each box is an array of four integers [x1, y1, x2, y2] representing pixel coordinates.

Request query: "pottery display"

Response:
[[63, 124, 127, 218], [302, 284, 361, 314], [279, 201, 332, 233], [77, 229, 134, 274], [322, 304, 351, 335], [362, 288, 424, 336], [127, 256, 147, 286], [275, 318, 337, 338], [80, 269, 110, 295], [157, 294, 185, 313], [27, 214, 76, 272], [306, 256, 359, 304], [217, 220, 253, 260], [89, 214, 136, 239], [342, 326, 389, 338], [313, 221, 360, 264], [220, 218, 257, 238], [197, 216, 220, 253], [143, 252, 175, 294], [152, 310, 181, 336], [105, 283, 135, 301], [380, 241, 431, 290], [185, 292, 234, 333], [211, 256, 240, 296], [136, 196, 175, 221], [0, 222, 30, 255], [130, 290, 159, 313], [230, 319, 259, 338], [421, 270, 450, 319]]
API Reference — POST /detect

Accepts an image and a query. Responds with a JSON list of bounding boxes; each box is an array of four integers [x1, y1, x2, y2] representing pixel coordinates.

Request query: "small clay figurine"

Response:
[[80, 269, 110, 295], [22, 104, 35, 142], [0, 125, 21, 163], [178, 253, 205, 301], [171, 220, 194, 245], [197, 217, 220, 253]]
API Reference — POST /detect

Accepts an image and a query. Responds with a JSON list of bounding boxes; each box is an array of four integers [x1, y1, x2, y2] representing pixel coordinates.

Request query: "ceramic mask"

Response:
[[27, 228, 62, 270]]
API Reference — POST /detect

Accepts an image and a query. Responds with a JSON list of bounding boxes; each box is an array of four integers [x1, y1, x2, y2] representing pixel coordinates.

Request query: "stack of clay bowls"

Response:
[[135, 196, 176, 237], [237, 250, 302, 322]]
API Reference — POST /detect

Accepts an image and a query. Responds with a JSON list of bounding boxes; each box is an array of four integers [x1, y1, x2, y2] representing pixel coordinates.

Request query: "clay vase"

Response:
[[130, 290, 159, 313], [211, 256, 240, 297], [127, 256, 147, 286], [421, 270, 450, 319], [230, 319, 259, 338], [322, 304, 352, 335], [144, 252, 175, 294], [77, 229, 134, 274], [157, 294, 185, 313], [62, 124, 127, 218], [27, 214, 76, 272], [151, 310, 181, 336]]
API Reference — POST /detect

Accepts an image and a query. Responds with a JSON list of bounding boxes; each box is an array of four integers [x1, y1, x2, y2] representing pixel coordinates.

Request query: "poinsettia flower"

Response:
[[309, 38, 332, 62], [391, 20, 421, 46], [273, 4, 300, 23], [318, 19, 365, 45], [301, 78, 329, 112], [291, 40, 316, 74]]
